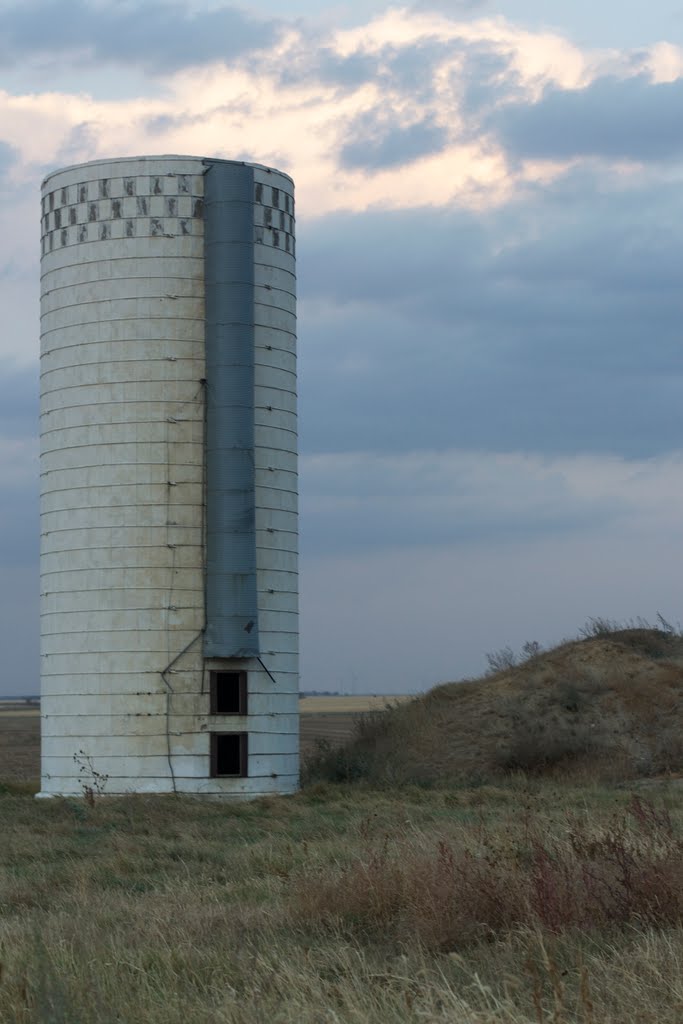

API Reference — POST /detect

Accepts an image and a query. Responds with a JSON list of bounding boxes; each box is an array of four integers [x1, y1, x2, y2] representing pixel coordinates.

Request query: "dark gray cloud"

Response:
[[0, 476, 38, 568], [0, 0, 282, 73], [275, 36, 455, 101], [339, 110, 448, 170], [300, 453, 621, 557], [458, 45, 523, 114], [0, 567, 39, 696], [0, 364, 38, 570], [53, 122, 99, 168], [145, 113, 188, 135], [297, 170, 683, 460], [489, 74, 683, 161], [0, 140, 16, 176], [411, 0, 487, 10], [0, 364, 42, 693], [0, 363, 37, 441], [278, 45, 378, 90], [377, 40, 454, 98]]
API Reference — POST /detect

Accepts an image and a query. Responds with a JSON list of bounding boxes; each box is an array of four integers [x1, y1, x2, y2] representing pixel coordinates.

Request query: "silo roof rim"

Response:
[[42, 155, 294, 189]]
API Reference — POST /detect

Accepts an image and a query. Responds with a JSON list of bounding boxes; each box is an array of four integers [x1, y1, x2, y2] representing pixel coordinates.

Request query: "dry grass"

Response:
[[1, 781, 683, 1022], [292, 793, 683, 946], [4, 627, 683, 1021]]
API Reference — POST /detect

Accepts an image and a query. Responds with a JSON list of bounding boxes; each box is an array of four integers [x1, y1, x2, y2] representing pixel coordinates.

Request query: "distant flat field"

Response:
[[0, 697, 408, 715], [299, 695, 410, 713], [0, 708, 40, 781], [0, 696, 408, 783], [299, 696, 410, 755]]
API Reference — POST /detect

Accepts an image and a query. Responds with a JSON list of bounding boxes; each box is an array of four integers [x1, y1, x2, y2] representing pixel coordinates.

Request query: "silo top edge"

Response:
[[42, 155, 294, 190]]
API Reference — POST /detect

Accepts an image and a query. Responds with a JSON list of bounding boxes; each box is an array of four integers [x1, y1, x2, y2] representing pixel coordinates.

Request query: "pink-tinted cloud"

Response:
[[0, 7, 678, 220]]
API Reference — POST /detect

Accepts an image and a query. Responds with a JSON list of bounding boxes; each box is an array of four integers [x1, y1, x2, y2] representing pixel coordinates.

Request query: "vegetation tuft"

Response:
[[293, 794, 683, 949]]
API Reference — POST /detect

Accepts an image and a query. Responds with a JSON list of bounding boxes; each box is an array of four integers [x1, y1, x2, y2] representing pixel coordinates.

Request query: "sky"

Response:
[[2, 1, 683, 695]]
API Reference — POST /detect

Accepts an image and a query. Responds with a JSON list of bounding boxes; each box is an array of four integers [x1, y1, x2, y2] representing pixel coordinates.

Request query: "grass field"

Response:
[[2, 633, 683, 1022], [1, 773, 682, 1023]]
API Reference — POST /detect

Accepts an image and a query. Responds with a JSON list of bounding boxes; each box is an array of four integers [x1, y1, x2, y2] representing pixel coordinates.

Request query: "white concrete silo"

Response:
[[39, 156, 298, 797]]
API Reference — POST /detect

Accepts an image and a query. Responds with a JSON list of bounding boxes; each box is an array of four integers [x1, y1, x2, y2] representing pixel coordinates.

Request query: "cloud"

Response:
[[339, 109, 448, 169], [0, 442, 38, 570], [0, 7, 656, 218], [0, 138, 16, 175], [277, 45, 379, 91], [0, 472, 38, 569], [297, 169, 683, 459], [0, 363, 37, 440], [378, 38, 455, 97], [0, 567, 39, 695], [0, 257, 40, 365], [457, 44, 524, 114], [411, 0, 487, 10], [300, 448, 644, 556], [489, 74, 683, 162], [0, 364, 39, 571], [0, 366, 40, 692], [276, 36, 453, 98], [0, 0, 283, 73]]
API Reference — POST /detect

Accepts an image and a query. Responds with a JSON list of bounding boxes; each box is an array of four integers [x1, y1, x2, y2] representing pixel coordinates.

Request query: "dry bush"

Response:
[[495, 709, 597, 776], [486, 646, 518, 673], [647, 725, 683, 775], [301, 701, 430, 787], [292, 832, 526, 950], [290, 795, 683, 950], [301, 736, 375, 784]]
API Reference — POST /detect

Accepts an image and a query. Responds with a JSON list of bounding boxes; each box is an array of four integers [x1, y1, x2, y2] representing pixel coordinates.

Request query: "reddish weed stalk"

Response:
[[291, 796, 683, 949]]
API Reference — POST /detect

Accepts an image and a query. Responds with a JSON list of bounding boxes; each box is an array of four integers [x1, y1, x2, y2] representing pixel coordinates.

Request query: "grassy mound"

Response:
[[305, 626, 683, 786]]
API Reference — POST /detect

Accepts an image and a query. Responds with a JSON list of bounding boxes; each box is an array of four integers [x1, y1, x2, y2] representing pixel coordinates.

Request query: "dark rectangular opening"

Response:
[[210, 670, 247, 715], [211, 733, 248, 777]]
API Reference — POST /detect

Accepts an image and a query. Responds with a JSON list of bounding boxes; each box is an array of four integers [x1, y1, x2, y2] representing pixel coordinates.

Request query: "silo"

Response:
[[39, 156, 298, 797]]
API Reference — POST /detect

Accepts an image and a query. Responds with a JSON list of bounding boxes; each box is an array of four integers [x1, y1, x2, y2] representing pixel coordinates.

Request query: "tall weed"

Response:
[[291, 796, 683, 950]]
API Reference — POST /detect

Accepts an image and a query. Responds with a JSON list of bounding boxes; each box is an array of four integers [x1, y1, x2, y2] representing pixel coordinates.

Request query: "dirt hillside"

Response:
[[307, 628, 683, 785]]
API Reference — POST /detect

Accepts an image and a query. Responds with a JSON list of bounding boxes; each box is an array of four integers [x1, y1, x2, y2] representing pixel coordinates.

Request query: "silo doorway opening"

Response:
[[211, 733, 248, 777], [210, 671, 247, 715]]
